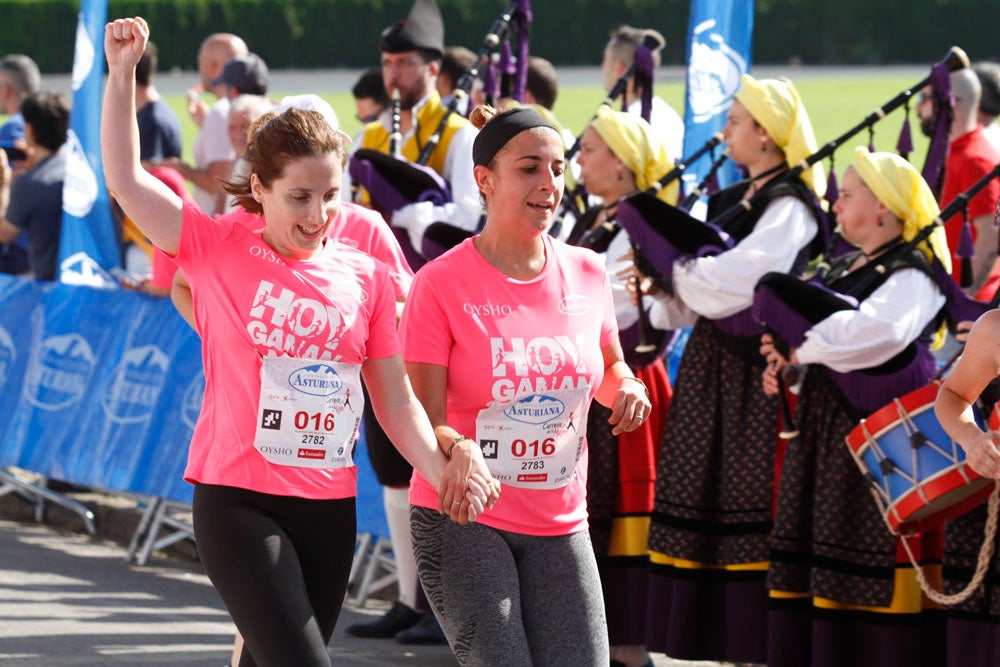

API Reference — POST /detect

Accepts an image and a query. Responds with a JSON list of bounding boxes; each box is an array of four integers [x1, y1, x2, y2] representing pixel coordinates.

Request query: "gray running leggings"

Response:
[[410, 506, 609, 667]]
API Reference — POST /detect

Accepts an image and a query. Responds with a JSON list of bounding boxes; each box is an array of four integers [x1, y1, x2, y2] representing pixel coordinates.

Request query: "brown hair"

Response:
[[469, 103, 499, 131], [224, 107, 348, 215]]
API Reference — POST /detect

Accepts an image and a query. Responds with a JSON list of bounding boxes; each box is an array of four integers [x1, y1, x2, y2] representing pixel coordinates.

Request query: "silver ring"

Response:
[[452, 500, 463, 506]]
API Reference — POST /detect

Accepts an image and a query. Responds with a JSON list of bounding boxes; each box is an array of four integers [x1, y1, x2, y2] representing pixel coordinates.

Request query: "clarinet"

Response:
[[388, 89, 402, 159]]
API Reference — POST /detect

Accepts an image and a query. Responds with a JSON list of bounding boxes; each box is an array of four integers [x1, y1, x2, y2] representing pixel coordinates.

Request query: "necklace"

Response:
[[861, 236, 902, 263], [745, 163, 787, 196]]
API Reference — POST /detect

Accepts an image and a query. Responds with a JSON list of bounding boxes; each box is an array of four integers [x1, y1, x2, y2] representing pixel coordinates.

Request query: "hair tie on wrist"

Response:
[[446, 434, 467, 458]]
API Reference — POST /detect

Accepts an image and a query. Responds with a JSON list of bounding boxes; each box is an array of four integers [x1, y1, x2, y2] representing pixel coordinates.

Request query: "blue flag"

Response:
[[59, 0, 122, 287], [680, 0, 754, 208]]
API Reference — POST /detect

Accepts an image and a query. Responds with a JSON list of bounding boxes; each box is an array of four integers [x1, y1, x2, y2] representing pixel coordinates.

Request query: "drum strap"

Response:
[[900, 481, 1000, 606]]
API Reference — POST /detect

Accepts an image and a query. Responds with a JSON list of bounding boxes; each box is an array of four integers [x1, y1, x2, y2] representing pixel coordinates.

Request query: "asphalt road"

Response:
[[0, 515, 727, 666], [0, 518, 455, 667]]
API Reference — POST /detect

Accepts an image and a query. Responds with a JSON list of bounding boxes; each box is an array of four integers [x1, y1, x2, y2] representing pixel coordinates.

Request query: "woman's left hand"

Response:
[[608, 377, 652, 435]]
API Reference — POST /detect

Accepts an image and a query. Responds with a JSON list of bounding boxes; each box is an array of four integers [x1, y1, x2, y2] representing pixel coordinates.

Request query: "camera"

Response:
[[0, 141, 27, 163]]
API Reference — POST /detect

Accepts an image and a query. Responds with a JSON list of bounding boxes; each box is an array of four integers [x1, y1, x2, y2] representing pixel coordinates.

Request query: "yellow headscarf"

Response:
[[590, 105, 679, 206], [851, 147, 951, 274], [852, 147, 950, 350], [735, 74, 826, 199]]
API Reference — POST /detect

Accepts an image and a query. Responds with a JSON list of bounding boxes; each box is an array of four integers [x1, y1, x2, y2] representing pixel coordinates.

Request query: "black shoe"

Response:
[[345, 602, 423, 638], [395, 612, 448, 645]]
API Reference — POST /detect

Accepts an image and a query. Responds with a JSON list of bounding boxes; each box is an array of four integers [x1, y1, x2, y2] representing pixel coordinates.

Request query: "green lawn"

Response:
[[165, 74, 933, 182]]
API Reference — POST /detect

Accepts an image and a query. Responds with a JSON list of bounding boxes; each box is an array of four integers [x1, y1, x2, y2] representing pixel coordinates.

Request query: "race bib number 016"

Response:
[[475, 387, 589, 489], [255, 356, 363, 469]]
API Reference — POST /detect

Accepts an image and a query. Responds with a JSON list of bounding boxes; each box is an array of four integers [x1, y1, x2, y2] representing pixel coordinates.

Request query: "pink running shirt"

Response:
[[401, 235, 618, 536], [172, 202, 400, 499], [224, 201, 413, 299]]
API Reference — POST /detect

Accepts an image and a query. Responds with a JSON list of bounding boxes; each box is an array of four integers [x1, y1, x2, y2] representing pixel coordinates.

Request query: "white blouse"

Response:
[[649, 196, 819, 330]]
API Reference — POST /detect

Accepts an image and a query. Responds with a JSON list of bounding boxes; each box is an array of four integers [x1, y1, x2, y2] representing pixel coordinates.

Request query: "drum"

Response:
[[845, 381, 994, 535]]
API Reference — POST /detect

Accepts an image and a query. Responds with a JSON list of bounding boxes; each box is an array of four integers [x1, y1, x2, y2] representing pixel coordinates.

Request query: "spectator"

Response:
[[215, 53, 269, 99], [939, 68, 1000, 295], [0, 54, 41, 275], [170, 33, 247, 216], [135, 40, 182, 163], [0, 92, 71, 281], [352, 67, 389, 124], [973, 61, 1000, 152], [437, 45, 475, 115]]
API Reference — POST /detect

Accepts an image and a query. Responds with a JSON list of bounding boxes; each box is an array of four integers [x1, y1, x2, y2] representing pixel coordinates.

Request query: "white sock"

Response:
[[384, 486, 418, 609]]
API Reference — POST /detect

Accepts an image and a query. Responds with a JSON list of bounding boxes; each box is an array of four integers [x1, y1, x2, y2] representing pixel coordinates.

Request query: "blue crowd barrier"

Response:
[[0, 274, 388, 538]]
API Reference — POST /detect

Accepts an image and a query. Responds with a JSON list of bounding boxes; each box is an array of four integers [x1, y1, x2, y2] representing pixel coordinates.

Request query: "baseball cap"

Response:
[[214, 54, 269, 95]]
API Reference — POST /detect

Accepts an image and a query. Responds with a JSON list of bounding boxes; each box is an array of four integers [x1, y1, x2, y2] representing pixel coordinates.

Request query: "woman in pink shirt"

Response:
[[401, 105, 651, 666], [101, 18, 494, 667]]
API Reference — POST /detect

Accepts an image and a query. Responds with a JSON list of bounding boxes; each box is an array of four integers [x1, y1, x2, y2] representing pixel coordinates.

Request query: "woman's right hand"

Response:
[[965, 431, 1000, 479], [105, 17, 149, 70]]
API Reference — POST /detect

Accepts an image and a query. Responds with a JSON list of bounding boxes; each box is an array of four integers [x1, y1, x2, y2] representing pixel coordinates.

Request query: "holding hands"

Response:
[[438, 438, 501, 525]]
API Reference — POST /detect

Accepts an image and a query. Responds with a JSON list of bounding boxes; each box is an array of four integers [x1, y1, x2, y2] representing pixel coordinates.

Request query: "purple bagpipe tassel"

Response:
[[896, 114, 914, 159], [705, 170, 721, 198], [498, 39, 514, 100], [510, 0, 532, 103], [481, 55, 499, 104], [923, 62, 954, 198], [824, 166, 839, 231], [633, 45, 654, 123], [824, 167, 839, 207], [958, 210, 976, 288]]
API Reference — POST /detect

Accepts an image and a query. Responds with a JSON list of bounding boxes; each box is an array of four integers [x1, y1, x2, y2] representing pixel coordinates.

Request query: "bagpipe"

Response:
[[348, 0, 532, 264], [615, 46, 970, 298], [752, 161, 1000, 543]]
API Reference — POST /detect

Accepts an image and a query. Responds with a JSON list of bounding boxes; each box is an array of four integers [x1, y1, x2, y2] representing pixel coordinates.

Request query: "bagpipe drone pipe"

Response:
[[615, 45, 970, 297], [349, 1, 532, 265]]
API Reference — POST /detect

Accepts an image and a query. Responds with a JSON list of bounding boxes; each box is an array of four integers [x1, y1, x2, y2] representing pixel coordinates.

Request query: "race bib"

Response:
[[254, 356, 363, 469], [475, 387, 589, 489]]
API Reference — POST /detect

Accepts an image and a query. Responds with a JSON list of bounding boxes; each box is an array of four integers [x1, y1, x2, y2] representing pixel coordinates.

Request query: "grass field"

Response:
[[162, 74, 935, 180]]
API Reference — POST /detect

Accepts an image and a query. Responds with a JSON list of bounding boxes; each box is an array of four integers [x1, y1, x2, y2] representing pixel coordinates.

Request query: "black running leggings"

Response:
[[193, 484, 356, 667]]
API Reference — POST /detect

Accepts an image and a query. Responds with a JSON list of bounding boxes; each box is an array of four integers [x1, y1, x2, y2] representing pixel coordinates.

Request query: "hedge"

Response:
[[1, 0, 997, 73]]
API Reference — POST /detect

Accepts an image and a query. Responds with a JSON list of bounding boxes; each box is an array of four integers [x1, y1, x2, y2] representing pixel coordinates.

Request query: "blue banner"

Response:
[[0, 276, 389, 538], [681, 0, 754, 207], [59, 0, 122, 287]]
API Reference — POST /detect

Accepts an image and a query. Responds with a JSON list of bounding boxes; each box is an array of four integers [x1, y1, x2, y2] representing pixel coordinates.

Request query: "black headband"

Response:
[[472, 107, 557, 167]]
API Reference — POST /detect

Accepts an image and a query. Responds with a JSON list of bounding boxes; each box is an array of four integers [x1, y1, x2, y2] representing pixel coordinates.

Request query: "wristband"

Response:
[[620, 376, 649, 398], [446, 434, 468, 458]]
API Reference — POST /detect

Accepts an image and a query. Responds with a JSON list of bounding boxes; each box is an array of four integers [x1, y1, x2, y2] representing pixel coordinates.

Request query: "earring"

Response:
[[760, 138, 768, 153], [877, 219, 885, 227], [617, 166, 624, 182]]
